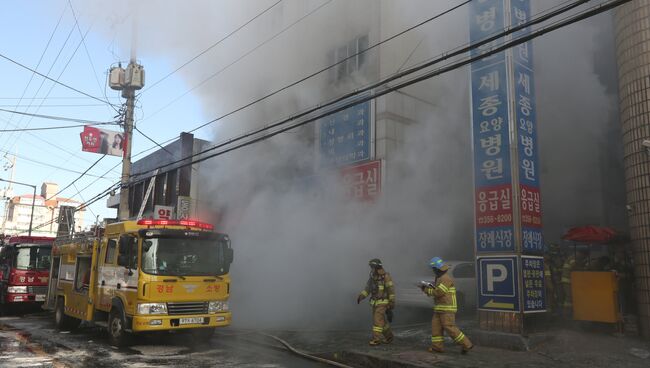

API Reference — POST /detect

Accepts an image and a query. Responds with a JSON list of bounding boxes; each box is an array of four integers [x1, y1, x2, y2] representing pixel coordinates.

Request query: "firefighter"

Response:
[[544, 243, 563, 314], [357, 258, 395, 346], [421, 257, 473, 354], [560, 248, 588, 318]]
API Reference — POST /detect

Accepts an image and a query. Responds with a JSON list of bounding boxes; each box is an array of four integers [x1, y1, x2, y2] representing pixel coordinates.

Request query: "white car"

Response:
[[395, 261, 477, 313]]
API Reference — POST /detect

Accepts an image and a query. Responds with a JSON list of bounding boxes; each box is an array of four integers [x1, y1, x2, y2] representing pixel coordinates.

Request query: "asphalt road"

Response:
[[0, 312, 328, 368]]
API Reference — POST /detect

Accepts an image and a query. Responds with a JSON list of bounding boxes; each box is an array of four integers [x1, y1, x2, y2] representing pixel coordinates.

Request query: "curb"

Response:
[[469, 329, 554, 351]]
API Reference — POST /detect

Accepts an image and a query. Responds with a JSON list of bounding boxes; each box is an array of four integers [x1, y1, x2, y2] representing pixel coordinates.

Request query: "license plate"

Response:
[[35, 295, 46, 302], [179, 317, 204, 325]]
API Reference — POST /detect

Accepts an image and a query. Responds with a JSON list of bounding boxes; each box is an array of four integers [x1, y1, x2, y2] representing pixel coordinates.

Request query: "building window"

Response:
[[329, 34, 370, 83]]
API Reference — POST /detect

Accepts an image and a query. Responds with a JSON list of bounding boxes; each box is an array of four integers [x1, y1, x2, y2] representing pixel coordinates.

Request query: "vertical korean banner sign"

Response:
[[470, 0, 514, 253], [470, 0, 543, 255], [511, 0, 543, 254]]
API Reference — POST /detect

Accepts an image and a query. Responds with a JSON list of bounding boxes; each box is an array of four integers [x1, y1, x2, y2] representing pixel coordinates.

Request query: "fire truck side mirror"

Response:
[[117, 235, 136, 270]]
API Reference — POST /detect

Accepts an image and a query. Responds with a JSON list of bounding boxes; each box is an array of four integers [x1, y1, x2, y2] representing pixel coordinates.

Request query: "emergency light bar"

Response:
[[136, 219, 214, 230]]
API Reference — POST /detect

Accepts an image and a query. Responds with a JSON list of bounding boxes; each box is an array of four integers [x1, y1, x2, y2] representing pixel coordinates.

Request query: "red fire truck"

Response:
[[0, 236, 54, 315]]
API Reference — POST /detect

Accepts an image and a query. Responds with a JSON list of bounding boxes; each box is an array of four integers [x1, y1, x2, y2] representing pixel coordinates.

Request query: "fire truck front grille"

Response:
[[167, 302, 208, 315], [28, 286, 48, 295]]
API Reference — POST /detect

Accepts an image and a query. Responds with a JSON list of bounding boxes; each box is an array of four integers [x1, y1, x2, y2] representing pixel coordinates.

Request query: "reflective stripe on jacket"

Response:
[[425, 273, 457, 313], [359, 270, 395, 305]]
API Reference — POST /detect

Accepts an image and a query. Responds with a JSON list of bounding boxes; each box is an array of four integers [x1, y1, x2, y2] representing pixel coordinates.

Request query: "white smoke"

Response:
[[68, 0, 625, 328]]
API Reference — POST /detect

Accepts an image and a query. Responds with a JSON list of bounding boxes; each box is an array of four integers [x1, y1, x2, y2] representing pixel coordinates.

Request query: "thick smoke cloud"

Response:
[[72, 0, 625, 329]]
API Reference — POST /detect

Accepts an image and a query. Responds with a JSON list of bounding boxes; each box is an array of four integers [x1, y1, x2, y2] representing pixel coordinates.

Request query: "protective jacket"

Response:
[[360, 269, 395, 306], [425, 272, 457, 313]]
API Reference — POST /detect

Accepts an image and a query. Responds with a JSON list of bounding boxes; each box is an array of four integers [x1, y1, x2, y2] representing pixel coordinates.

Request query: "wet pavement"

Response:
[[0, 312, 328, 368], [3, 310, 650, 367]]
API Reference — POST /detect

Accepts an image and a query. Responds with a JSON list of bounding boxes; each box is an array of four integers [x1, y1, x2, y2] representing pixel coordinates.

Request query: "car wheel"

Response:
[[108, 308, 130, 347]]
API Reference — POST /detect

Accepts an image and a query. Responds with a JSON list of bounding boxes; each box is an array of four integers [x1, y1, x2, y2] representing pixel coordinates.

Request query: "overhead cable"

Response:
[[143, 0, 284, 93]]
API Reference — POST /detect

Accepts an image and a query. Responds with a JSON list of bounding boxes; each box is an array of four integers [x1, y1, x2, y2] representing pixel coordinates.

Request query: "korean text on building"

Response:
[[319, 96, 371, 167]]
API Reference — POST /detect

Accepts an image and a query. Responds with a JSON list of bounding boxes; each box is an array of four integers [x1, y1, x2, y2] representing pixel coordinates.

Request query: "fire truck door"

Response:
[[97, 238, 118, 311]]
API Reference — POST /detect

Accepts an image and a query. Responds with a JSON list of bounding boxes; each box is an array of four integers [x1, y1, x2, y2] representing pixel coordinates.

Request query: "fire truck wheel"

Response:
[[55, 298, 80, 331], [108, 308, 130, 347]]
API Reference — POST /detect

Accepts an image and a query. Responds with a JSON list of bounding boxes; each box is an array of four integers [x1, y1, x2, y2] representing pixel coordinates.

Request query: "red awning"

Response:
[[561, 226, 620, 244]]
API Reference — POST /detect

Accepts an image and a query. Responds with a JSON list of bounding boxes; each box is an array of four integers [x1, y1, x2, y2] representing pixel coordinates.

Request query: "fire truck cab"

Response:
[[0, 236, 54, 315], [49, 219, 233, 346]]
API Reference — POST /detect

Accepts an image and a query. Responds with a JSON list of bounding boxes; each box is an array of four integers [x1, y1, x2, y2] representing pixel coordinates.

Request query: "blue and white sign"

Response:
[[470, 0, 514, 253], [469, 0, 506, 68], [522, 256, 546, 313], [319, 96, 371, 168], [478, 256, 520, 312], [511, 0, 544, 254]]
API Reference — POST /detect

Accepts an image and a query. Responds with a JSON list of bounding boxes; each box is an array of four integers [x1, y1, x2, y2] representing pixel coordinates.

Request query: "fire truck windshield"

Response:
[[15, 246, 52, 271], [141, 237, 231, 277]]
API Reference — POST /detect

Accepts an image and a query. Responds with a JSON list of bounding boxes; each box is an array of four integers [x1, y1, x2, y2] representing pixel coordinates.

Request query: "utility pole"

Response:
[[0, 178, 36, 236], [119, 87, 135, 220], [109, 61, 144, 220], [1, 155, 16, 234]]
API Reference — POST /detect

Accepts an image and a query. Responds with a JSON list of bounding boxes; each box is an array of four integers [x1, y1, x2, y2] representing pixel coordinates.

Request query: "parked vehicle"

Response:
[[395, 261, 477, 312], [0, 236, 54, 315], [48, 219, 233, 346]]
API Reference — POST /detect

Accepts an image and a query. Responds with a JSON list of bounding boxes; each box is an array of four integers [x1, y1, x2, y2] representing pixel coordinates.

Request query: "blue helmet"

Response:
[[429, 257, 448, 271]]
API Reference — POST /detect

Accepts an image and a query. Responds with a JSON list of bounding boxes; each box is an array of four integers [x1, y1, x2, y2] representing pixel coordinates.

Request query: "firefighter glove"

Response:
[[357, 295, 363, 304]]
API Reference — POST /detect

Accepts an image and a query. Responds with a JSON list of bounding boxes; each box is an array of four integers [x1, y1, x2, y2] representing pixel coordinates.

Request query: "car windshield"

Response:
[[141, 237, 230, 276], [15, 246, 51, 270]]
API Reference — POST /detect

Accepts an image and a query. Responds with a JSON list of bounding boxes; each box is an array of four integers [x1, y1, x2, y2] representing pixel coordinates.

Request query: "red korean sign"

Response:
[[475, 184, 513, 227], [340, 160, 382, 201], [80, 125, 126, 157]]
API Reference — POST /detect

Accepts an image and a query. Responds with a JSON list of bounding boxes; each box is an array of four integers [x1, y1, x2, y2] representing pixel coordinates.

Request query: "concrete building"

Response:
[[615, 0, 650, 339], [107, 132, 211, 220], [1, 182, 85, 237]]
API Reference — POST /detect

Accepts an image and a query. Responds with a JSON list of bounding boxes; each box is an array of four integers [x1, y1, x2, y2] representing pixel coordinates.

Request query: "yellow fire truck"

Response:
[[48, 219, 233, 346]]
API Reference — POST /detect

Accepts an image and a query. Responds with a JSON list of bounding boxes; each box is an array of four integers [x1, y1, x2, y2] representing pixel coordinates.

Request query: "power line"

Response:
[[0, 52, 116, 106], [0, 4, 68, 135], [180, 0, 471, 135], [0, 103, 106, 107], [2, 22, 95, 152], [143, 0, 283, 93], [46, 154, 107, 201], [134, 125, 174, 156], [139, 0, 333, 124], [0, 149, 116, 179], [67, 0, 119, 114], [134, 0, 584, 179], [79, 0, 621, 213], [0, 107, 116, 125], [0, 123, 115, 133], [0, 9, 78, 152]]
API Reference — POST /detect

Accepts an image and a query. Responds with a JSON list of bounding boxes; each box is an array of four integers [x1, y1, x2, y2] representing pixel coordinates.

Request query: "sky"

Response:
[[0, 0, 210, 226]]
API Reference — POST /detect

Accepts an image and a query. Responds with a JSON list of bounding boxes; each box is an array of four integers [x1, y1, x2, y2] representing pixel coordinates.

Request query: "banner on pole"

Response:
[[80, 125, 126, 157]]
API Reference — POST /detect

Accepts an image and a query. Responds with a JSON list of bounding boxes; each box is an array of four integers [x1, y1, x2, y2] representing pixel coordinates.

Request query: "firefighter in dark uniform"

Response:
[[357, 258, 395, 345]]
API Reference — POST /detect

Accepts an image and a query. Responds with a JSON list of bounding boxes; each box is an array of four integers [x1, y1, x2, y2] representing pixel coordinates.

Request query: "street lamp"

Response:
[[0, 178, 36, 236]]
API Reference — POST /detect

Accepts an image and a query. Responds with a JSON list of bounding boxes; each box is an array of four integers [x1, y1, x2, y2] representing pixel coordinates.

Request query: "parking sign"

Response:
[[477, 256, 519, 312]]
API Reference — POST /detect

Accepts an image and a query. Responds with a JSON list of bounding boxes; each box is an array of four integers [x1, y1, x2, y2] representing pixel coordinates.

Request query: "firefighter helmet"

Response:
[[429, 257, 449, 271], [369, 258, 383, 268]]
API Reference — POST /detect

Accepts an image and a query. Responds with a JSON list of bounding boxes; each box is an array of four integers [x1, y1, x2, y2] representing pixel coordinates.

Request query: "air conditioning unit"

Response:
[[108, 67, 125, 90], [125, 63, 145, 89]]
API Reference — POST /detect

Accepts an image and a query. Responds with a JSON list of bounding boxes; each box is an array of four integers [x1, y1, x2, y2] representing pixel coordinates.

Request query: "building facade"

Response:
[[107, 132, 211, 220], [615, 0, 650, 339], [1, 182, 85, 237]]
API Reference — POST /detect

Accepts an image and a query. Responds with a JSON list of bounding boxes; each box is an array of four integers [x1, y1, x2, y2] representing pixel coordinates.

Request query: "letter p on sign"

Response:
[[486, 264, 507, 292]]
